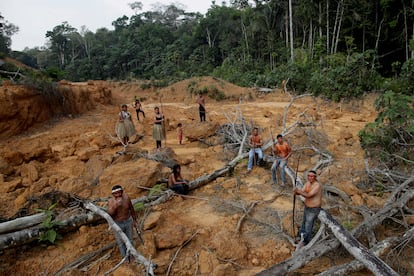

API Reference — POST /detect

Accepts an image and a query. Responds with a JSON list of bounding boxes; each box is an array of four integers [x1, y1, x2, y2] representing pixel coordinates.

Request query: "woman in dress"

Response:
[[116, 104, 136, 146], [152, 106, 165, 148]]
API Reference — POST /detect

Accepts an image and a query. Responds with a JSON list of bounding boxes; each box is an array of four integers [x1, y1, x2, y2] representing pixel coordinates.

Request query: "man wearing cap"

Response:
[[293, 170, 322, 248], [108, 185, 138, 258]]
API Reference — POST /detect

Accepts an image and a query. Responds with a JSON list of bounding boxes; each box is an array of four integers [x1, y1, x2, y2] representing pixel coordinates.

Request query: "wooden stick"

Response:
[[236, 201, 258, 233], [292, 154, 301, 238], [159, 96, 167, 147], [166, 231, 199, 276]]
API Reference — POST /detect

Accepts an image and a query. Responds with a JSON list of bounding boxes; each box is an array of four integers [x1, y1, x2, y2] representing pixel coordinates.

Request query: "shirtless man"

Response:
[[293, 170, 322, 247], [133, 99, 145, 121], [197, 93, 206, 122], [271, 134, 292, 187], [108, 185, 138, 258], [247, 127, 263, 173]]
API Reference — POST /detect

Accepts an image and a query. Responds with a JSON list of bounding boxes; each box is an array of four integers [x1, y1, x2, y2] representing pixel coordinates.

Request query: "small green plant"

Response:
[[36, 203, 63, 244], [343, 220, 354, 231], [133, 201, 145, 211], [148, 184, 164, 197]]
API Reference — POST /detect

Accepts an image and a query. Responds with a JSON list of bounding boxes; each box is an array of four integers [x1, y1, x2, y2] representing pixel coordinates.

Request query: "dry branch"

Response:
[[53, 242, 116, 275], [166, 231, 199, 276], [236, 202, 258, 233]]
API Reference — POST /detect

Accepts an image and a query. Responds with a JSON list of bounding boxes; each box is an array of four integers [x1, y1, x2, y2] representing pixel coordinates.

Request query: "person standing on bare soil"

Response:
[[168, 164, 189, 195], [293, 170, 322, 248], [197, 93, 206, 122], [177, 123, 183, 145], [116, 104, 136, 146], [247, 127, 263, 173], [152, 106, 165, 148], [133, 99, 145, 122], [271, 134, 292, 187], [107, 185, 138, 258]]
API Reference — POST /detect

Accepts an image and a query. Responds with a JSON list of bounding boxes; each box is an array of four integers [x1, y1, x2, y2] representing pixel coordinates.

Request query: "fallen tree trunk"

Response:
[[0, 212, 102, 251], [256, 188, 414, 275], [317, 226, 414, 276], [0, 213, 47, 234], [318, 210, 398, 276]]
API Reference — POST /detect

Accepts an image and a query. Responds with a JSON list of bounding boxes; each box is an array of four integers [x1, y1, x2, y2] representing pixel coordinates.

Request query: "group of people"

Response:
[[247, 127, 292, 188], [116, 93, 207, 149], [110, 93, 322, 261]]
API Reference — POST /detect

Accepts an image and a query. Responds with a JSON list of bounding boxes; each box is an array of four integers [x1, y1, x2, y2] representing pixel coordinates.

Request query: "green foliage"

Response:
[[359, 77, 414, 163], [36, 203, 63, 244], [343, 220, 354, 231], [148, 184, 164, 197], [133, 201, 145, 211]]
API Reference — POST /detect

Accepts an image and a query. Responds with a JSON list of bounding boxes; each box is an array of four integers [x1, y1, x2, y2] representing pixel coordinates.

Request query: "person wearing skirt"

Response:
[[116, 104, 136, 146], [152, 106, 165, 148]]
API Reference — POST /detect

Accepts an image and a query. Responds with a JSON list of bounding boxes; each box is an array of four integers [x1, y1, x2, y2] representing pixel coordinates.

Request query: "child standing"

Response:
[[177, 123, 183, 145]]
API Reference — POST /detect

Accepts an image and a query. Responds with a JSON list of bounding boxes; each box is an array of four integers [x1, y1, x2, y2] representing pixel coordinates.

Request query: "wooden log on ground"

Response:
[[0, 212, 102, 250], [318, 210, 398, 276], [316, 226, 414, 276], [0, 213, 47, 234], [256, 188, 414, 275]]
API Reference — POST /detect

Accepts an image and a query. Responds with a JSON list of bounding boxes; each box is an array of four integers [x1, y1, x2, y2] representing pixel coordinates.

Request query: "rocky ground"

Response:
[[1, 77, 409, 275]]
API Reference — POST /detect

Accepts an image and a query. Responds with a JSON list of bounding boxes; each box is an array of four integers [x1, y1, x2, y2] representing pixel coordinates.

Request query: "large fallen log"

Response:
[[317, 226, 414, 276], [318, 210, 398, 276], [0, 213, 47, 234], [256, 188, 414, 275], [0, 211, 102, 250]]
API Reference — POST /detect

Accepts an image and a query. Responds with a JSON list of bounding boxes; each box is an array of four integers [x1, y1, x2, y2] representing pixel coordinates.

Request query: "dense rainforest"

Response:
[[1, 0, 414, 167]]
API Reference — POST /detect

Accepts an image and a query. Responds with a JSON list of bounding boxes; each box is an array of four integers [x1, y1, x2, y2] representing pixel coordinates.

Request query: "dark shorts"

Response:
[[170, 183, 189, 195]]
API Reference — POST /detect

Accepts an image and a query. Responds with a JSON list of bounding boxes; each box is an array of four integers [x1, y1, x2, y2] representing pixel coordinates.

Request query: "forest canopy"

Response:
[[2, 1, 414, 150]]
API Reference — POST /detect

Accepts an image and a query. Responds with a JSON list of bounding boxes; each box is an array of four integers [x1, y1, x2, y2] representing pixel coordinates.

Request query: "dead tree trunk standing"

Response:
[[289, 0, 294, 62], [85, 203, 156, 275]]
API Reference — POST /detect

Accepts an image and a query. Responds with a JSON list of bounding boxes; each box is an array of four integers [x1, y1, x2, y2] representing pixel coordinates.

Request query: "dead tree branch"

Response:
[[166, 231, 199, 276], [236, 201, 258, 233]]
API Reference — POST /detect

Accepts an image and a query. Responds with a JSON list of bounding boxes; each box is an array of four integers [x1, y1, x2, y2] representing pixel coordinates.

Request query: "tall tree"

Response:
[[0, 13, 19, 53]]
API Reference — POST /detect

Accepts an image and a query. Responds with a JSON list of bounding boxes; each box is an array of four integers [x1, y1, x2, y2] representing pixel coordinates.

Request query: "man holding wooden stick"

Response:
[[108, 185, 138, 258], [293, 170, 322, 248]]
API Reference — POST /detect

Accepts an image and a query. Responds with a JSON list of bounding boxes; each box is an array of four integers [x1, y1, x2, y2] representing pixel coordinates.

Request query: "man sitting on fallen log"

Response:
[[107, 185, 138, 259], [247, 127, 263, 174], [293, 170, 322, 248]]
